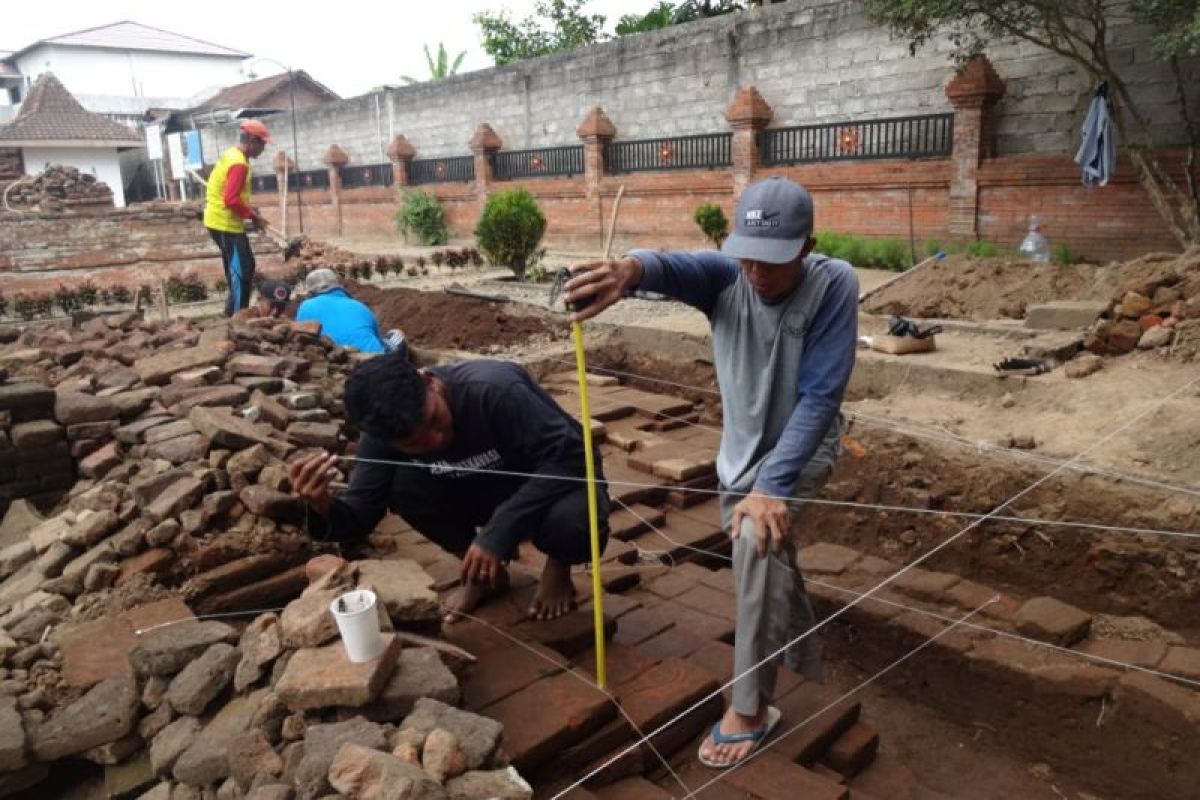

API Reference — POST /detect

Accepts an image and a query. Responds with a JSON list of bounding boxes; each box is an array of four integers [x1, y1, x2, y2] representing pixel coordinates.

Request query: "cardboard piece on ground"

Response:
[[870, 335, 936, 355]]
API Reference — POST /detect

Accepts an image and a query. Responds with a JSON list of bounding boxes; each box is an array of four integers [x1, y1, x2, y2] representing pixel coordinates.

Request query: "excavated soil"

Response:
[[865, 248, 1200, 320], [352, 282, 570, 352]]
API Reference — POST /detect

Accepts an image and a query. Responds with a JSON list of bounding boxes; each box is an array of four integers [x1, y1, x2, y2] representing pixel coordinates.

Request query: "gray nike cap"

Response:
[[721, 177, 814, 264]]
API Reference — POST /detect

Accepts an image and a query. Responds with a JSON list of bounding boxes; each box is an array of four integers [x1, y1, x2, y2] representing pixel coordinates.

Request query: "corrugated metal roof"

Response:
[[18, 21, 249, 59], [0, 73, 143, 146]]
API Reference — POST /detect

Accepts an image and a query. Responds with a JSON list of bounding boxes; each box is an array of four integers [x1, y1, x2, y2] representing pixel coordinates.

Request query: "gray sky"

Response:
[[4, 0, 658, 98]]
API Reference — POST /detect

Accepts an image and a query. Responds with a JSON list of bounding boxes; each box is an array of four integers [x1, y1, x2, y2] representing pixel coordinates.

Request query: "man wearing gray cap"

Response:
[[566, 177, 858, 768]]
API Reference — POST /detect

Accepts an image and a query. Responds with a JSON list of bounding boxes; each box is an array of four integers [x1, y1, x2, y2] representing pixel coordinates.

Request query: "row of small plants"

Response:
[[1, 283, 147, 322], [694, 203, 1081, 270]]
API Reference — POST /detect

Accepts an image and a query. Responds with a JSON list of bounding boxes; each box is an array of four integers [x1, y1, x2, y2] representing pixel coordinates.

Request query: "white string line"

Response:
[[135, 606, 288, 635], [551, 357, 1200, 500], [549, 370, 1200, 798], [612, 497, 1200, 691], [343, 456, 1200, 543], [683, 595, 999, 799], [444, 606, 691, 798], [847, 409, 1200, 500]]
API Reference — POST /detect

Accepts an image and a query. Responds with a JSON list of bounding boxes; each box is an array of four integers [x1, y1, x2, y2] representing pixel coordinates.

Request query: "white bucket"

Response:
[[329, 589, 384, 663]]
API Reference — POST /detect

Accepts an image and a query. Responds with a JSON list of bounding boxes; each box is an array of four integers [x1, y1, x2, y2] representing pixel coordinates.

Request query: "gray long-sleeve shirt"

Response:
[[630, 249, 858, 496]]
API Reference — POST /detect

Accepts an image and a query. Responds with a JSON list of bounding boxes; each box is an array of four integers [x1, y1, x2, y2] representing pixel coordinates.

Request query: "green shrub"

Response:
[[0, 291, 8, 319], [394, 189, 450, 246], [475, 188, 548, 278], [111, 286, 132, 304], [966, 239, 1000, 257], [1053, 243, 1079, 265], [693, 203, 729, 248], [54, 285, 81, 315]]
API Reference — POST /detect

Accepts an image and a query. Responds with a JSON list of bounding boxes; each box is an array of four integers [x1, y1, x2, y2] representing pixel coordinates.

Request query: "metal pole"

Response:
[[288, 69, 304, 234]]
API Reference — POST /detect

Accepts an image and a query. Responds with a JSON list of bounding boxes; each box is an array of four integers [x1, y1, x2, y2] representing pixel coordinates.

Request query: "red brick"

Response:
[[572, 643, 659, 689], [194, 565, 308, 615], [462, 641, 564, 711], [57, 598, 194, 689], [1160, 646, 1200, 681], [594, 776, 675, 800], [822, 721, 879, 778], [486, 671, 616, 773], [612, 605, 676, 647], [614, 658, 721, 732], [771, 682, 861, 766], [674, 585, 736, 622], [1079, 638, 1168, 670], [638, 626, 707, 663], [116, 548, 173, 585], [723, 750, 848, 800], [511, 607, 616, 658], [608, 503, 666, 541]]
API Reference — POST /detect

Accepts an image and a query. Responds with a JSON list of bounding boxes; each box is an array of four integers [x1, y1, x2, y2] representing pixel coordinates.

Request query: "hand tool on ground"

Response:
[[443, 284, 510, 303], [188, 168, 303, 260], [858, 250, 946, 305]]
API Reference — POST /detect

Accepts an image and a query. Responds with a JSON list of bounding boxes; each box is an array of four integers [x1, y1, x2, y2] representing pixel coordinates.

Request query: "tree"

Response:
[[616, 2, 678, 35], [401, 43, 467, 84], [866, 0, 1200, 247], [474, 0, 607, 66], [615, 0, 747, 35]]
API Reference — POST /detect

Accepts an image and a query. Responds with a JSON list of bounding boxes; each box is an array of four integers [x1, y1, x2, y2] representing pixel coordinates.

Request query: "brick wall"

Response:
[[201, 0, 1197, 170], [255, 148, 1189, 261], [0, 204, 286, 292]]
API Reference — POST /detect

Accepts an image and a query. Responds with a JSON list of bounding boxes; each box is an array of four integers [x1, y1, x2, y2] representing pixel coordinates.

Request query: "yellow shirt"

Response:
[[203, 146, 253, 233]]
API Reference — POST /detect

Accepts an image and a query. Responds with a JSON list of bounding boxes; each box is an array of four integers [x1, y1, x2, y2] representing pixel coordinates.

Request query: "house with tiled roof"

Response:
[[0, 21, 251, 124], [0, 73, 143, 206], [184, 70, 339, 126]]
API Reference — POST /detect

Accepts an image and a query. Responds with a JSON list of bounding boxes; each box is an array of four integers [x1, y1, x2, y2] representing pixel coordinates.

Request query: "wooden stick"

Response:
[[601, 185, 626, 260]]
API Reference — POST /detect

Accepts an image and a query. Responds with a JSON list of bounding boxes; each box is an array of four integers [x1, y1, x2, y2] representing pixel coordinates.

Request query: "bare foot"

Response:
[[442, 567, 509, 624], [698, 705, 768, 768], [528, 558, 576, 620]]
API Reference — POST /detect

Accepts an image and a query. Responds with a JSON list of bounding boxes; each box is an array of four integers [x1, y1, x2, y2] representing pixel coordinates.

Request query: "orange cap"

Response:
[[240, 119, 271, 142]]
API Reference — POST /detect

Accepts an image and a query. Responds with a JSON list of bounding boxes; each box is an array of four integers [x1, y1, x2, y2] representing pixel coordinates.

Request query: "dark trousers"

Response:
[[207, 228, 255, 316], [388, 467, 609, 565]]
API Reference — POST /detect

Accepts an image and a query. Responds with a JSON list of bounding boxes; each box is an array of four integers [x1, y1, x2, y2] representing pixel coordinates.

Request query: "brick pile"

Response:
[[4, 164, 114, 211], [0, 310, 548, 798], [1081, 247, 1200, 357]]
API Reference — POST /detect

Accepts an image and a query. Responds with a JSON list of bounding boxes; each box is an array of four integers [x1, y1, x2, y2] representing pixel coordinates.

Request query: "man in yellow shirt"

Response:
[[204, 119, 270, 315]]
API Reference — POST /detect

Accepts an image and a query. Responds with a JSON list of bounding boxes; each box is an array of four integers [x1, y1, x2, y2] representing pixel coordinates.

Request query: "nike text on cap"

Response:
[[720, 176, 815, 264]]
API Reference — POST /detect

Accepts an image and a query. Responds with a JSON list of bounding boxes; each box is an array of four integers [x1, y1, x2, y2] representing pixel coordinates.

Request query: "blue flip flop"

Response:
[[696, 705, 782, 769]]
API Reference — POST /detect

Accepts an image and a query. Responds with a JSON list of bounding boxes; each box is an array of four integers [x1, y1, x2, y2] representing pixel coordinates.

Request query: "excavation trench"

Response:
[[344, 286, 1200, 799]]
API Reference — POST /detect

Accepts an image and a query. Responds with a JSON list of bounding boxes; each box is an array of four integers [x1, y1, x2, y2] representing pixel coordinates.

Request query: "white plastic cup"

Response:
[[329, 589, 384, 663]]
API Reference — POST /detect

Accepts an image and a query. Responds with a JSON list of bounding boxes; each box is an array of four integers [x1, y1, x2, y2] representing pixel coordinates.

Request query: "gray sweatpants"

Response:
[[721, 423, 841, 715]]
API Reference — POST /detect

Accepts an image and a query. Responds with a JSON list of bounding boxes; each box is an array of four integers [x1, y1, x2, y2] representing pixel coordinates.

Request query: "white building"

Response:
[[0, 21, 250, 124], [0, 74, 144, 207]]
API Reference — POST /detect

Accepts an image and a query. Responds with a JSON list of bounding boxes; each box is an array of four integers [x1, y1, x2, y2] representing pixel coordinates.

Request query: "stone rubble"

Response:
[[0, 310, 518, 799]]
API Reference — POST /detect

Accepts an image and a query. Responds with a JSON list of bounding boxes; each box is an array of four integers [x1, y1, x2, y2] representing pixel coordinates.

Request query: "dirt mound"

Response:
[[865, 249, 1200, 322], [864, 254, 1098, 319], [354, 283, 569, 352]]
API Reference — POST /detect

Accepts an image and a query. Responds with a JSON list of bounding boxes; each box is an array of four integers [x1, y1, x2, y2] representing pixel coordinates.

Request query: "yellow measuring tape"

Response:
[[572, 320, 607, 689], [571, 184, 624, 690]]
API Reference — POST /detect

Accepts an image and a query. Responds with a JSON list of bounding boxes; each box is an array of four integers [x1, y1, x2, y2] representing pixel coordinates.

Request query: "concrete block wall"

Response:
[[201, 0, 1197, 170]]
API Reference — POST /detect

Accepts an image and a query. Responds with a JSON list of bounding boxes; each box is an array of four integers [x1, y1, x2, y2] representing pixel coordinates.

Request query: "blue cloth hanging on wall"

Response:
[[1074, 82, 1116, 187]]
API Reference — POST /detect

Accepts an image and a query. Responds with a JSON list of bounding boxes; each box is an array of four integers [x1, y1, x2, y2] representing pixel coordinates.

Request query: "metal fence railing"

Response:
[[760, 113, 954, 165], [339, 162, 394, 188], [492, 145, 585, 180], [250, 174, 277, 193], [287, 169, 331, 190], [408, 156, 475, 185], [604, 133, 732, 174]]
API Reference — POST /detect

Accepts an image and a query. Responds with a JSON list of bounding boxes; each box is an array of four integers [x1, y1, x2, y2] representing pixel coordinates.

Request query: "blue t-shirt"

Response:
[[296, 289, 386, 354]]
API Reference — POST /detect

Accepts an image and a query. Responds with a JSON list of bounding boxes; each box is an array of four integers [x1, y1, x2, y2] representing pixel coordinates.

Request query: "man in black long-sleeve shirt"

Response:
[[289, 353, 608, 621]]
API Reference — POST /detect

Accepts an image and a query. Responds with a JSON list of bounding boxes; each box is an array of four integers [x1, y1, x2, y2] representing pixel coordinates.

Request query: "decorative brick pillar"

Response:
[[323, 145, 349, 236], [945, 55, 1006, 238], [577, 107, 617, 249], [273, 151, 296, 237], [725, 86, 773, 196], [468, 123, 502, 205], [387, 134, 416, 189]]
